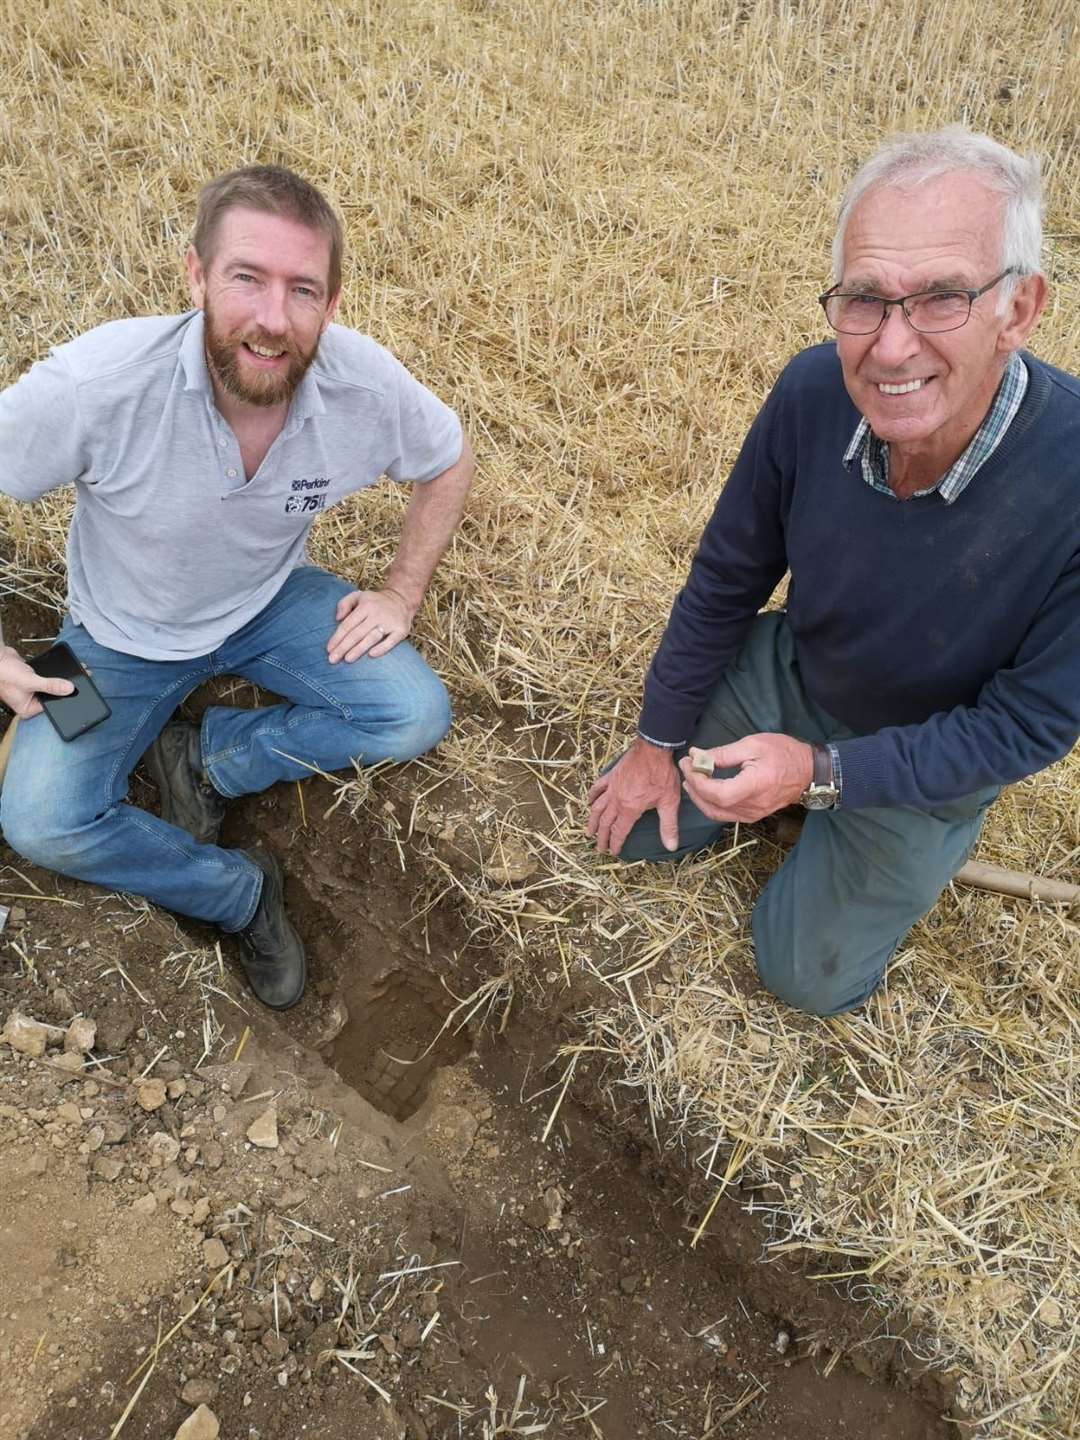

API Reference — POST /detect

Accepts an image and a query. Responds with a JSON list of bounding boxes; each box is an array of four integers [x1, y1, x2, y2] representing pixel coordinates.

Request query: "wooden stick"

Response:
[[772, 814, 1079, 907], [952, 858, 1080, 907]]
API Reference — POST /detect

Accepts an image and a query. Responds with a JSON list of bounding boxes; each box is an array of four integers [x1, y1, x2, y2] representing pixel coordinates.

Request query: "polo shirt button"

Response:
[[217, 438, 227, 449], [226, 467, 238, 479]]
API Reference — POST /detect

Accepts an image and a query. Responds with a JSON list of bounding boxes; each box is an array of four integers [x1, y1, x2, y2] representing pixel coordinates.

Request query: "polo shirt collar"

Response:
[[178, 308, 326, 428]]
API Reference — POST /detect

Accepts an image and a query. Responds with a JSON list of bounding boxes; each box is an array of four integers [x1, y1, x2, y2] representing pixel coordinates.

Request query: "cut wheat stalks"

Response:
[[2, 0, 1079, 1434]]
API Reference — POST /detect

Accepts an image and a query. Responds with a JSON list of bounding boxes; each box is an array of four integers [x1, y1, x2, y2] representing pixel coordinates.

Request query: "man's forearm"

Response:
[[385, 436, 474, 613]]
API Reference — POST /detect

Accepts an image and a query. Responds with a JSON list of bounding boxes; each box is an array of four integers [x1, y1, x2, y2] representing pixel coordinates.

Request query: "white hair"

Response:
[[832, 126, 1043, 305]]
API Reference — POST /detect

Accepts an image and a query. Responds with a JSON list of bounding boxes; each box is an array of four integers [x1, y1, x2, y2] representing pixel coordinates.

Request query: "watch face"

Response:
[[802, 786, 839, 811]]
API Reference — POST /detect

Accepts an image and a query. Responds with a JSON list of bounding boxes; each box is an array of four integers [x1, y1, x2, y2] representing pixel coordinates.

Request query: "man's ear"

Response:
[[185, 246, 207, 309], [999, 272, 1048, 354], [320, 289, 342, 334]]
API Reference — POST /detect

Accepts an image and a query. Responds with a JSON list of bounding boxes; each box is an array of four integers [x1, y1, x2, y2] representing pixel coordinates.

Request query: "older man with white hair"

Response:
[[588, 126, 1080, 1016]]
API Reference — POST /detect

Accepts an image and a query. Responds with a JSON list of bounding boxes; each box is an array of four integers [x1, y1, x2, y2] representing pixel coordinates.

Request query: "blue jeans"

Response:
[[617, 614, 998, 1016], [0, 566, 451, 931]]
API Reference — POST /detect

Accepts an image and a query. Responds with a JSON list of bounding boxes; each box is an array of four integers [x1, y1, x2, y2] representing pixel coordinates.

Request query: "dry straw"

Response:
[[2, 0, 1079, 1433]]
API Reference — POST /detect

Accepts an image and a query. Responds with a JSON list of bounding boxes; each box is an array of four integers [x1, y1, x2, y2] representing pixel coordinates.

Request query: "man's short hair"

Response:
[[193, 165, 344, 297], [833, 126, 1043, 302]]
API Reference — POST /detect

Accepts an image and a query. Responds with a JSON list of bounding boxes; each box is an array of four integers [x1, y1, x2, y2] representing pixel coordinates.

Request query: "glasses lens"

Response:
[[905, 291, 972, 333], [825, 294, 885, 333]]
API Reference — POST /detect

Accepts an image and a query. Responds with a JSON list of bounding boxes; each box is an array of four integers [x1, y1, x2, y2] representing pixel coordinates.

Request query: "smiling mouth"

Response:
[[243, 341, 287, 360], [877, 378, 930, 396]]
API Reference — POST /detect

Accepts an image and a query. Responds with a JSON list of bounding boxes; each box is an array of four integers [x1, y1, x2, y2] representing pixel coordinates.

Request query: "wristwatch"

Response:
[[800, 743, 840, 810]]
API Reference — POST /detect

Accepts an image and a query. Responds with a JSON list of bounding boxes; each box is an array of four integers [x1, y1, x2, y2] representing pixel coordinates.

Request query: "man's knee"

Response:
[[0, 781, 95, 874], [751, 903, 890, 1017], [380, 671, 452, 762]]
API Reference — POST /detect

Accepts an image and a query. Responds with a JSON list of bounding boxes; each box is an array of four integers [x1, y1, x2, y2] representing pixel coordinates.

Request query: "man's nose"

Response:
[[255, 285, 289, 335], [869, 302, 922, 367]]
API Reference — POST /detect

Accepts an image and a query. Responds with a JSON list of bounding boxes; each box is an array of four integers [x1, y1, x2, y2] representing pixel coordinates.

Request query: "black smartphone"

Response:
[[26, 642, 111, 741]]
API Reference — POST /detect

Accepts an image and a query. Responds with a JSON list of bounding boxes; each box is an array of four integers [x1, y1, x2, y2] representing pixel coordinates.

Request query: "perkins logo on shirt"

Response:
[[285, 475, 331, 514]]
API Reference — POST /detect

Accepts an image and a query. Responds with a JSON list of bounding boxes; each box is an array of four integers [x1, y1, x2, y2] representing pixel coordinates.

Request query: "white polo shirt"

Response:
[[0, 311, 463, 659]]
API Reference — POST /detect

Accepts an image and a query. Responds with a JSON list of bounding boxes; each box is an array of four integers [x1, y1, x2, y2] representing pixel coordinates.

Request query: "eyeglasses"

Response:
[[818, 268, 1017, 335]]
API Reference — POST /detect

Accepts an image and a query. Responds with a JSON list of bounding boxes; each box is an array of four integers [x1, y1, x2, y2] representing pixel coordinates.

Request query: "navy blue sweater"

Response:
[[639, 345, 1080, 811]]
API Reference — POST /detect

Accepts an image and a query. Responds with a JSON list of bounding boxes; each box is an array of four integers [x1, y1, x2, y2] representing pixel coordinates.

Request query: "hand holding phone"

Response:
[[25, 643, 111, 740], [0, 644, 76, 720]]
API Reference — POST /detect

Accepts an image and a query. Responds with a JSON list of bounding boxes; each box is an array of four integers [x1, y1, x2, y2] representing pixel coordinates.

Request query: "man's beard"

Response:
[[203, 299, 318, 408]]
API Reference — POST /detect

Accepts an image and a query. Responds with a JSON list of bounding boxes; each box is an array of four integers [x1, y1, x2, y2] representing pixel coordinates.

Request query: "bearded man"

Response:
[[588, 127, 1080, 1016], [0, 165, 473, 1010]]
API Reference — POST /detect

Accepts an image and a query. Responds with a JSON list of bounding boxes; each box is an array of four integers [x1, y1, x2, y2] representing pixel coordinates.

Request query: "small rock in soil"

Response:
[[149, 1132, 182, 1165], [3, 1012, 49, 1058], [246, 1107, 279, 1149], [174, 1405, 219, 1440], [51, 1051, 84, 1082], [202, 1238, 230, 1269], [181, 1379, 218, 1407], [132, 1193, 157, 1216], [136, 1078, 167, 1111], [64, 1017, 96, 1053], [262, 1331, 289, 1361]]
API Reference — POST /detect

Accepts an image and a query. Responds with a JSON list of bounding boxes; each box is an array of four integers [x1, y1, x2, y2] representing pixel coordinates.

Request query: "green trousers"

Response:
[[621, 614, 998, 1016]]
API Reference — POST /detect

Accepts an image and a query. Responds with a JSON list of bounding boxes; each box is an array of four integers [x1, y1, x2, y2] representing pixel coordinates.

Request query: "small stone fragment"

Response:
[[3, 1012, 48, 1058], [51, 1051, 85, 1082], [191, 1197, 211, 1226], [180, 1378, 218, 1407], [1038, 1297, 1063, 1328], [51, 986, 77, 1018], [148, 1132, 182, 1165], [93, 1156, 123, 1181], [137, 1079, 167, 1112], [202, 1140, 225, 1170], [174, 1405, 220, 1440], [64, 1017, 97, 1054], [262, 1331, 289, 1361], [56, 1101, 83, 1125], [28, 1153, 49, 1176], [132, 1193, 157, 1216], [202, 1237, 230, 1269], [167, 1078, 187, 1101], [246, 1107, 279, 1150], [849, 1098, 882, 1128], [485, 837, 538, 884], [308, 1276, 325, 1303]]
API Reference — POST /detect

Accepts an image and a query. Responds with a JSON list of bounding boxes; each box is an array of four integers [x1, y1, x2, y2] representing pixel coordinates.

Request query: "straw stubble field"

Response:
[[1, 0, 1079, 1434]]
